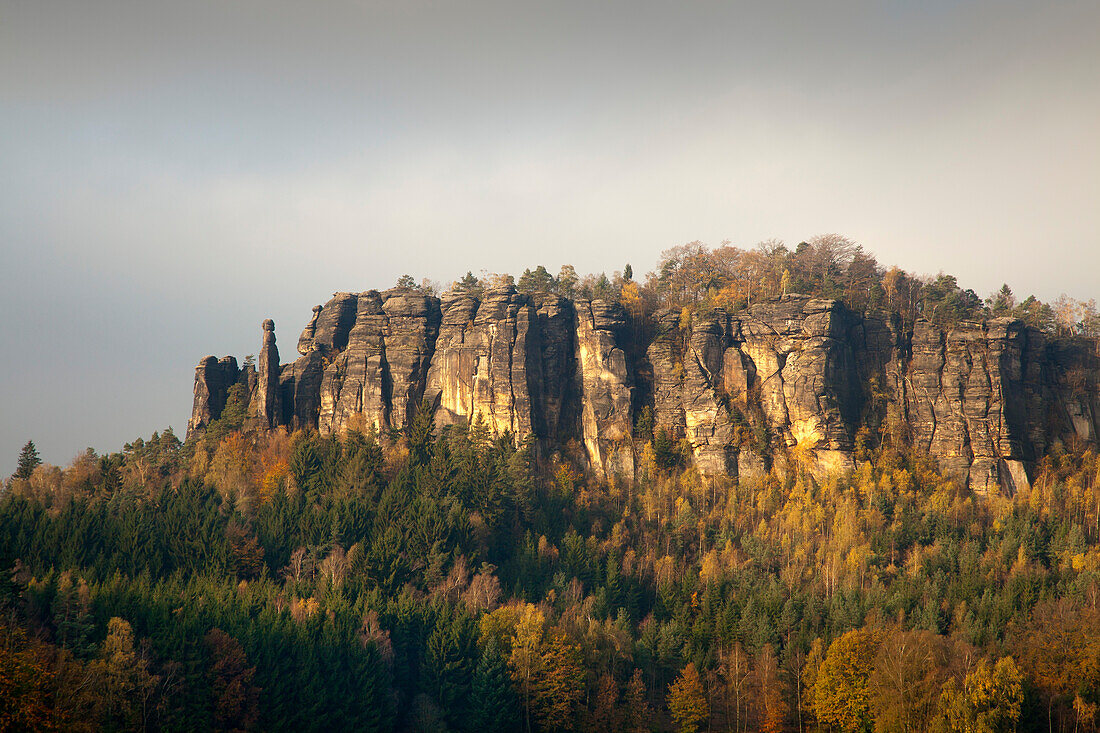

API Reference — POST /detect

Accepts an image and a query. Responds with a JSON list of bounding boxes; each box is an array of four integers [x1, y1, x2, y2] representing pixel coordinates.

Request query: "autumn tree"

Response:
[[1009, 599, 1100, 729], [0, 626, 59, 731], [883, 267, 920, 324], [667, 662, 709, 733], [869, 628, 949, 733], [719, 642, 753, 732], [623, 669, 653, 733], [90, 617, 159, 731], [754, 644, 787, 733], [205, 629, 260, 732], [529, 627, 585, 732], [937, 657, 1022, 733], [814, 629, 879, 733], [508, 604, 585, 732], [226, 521, 265, 580], [583, 673, 620, 732]]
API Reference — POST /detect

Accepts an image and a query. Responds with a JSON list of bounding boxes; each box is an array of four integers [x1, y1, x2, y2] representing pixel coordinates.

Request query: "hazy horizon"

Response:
[[2, 0, 1099, 475]]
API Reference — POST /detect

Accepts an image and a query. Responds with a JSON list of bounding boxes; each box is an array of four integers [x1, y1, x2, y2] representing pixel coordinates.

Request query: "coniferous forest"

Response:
[[5, 239, 1100, 732]]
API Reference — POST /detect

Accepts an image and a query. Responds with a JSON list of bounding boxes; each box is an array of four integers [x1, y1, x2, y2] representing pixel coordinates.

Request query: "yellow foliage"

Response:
[[479, 603, 530, 653], [667, 662, 709, 733], [814, 629, 879, 732]]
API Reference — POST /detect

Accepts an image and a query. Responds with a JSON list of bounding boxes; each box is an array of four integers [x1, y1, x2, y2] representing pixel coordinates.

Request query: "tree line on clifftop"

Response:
[[4, 238, 1100, 732], [401, 236, 1100, 336]]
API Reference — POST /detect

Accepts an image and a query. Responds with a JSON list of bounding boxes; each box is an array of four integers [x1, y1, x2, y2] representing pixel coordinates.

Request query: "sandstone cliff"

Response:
[[188, 291, 1099, 494]]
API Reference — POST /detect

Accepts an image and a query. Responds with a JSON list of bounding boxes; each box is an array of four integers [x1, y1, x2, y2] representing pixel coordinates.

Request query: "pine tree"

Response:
[[14, 439, 41, 479], [471, 637, 521, 732], [407, 399, 435, 467]]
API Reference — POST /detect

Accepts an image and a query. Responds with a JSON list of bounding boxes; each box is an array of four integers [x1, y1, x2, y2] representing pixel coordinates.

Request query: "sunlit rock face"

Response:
[[190, 290, 1100, 494], [575, 298, 635, 481], [645, 296, 862, 480]]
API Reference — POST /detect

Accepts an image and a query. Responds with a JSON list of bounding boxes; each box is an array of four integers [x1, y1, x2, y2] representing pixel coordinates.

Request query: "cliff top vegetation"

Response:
[[399, 234, 1099, 336]]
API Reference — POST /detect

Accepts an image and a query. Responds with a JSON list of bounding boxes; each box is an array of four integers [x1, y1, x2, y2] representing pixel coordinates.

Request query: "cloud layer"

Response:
[[2, 1, 1098, 472]]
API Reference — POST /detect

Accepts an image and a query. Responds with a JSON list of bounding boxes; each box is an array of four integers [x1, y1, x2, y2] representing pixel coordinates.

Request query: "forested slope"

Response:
[[5, 409, 1100, 731], [5, 238, 1100, 732]]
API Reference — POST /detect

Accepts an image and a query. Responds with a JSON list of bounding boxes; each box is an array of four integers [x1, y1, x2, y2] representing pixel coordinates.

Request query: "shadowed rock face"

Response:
[[189, 291, 1100, 493], [247, 319, 280, 430], [188, 355, 240, 435], [885, 318, 1100, 495], [319, 292, 390, 435]]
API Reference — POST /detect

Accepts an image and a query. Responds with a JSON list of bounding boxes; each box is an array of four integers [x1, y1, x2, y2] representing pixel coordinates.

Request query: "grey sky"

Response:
[[2, 0, 1098, 474]]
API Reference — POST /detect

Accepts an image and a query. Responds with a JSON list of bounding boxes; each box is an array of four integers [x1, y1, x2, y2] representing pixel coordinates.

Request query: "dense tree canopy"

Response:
[[2, 237, 1100, 730]]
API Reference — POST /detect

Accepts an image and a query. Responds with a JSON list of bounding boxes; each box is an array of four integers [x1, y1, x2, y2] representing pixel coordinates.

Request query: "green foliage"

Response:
[[6, 418, 1100, 729], [458, 271, 482, 293], [653, 427, 687, 470], [204, 383, 248, 448], [921, 274, 983, 326], [14, 440, 41, 480], [471, 637, 521, 732], [518, 265, 555, 293]]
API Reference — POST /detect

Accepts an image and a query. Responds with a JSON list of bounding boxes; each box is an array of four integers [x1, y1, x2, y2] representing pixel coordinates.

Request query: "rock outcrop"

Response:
[[646, 297, 864, 477], [425, 286, 534, 437], [575, 298, 634, 479], [189, 289, 1100, 494], [884, 318, 1100, 495], [188, 355, 242, 436], [247, 319, 280, 430]]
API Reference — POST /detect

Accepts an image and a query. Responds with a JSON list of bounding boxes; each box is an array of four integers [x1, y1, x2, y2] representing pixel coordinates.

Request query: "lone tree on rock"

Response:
[[14, 440, 41, 479]]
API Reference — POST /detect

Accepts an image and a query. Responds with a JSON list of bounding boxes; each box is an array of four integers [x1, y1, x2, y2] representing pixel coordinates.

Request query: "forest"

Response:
[[4, 236, 1100, 732]]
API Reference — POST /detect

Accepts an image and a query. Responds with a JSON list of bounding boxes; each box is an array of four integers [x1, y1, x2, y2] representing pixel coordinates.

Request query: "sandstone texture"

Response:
[[189, 291, 1100, 494], [575, 298, 634, 479]]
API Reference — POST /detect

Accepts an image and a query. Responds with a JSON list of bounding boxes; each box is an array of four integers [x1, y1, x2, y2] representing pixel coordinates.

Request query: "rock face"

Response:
[[188, 355, 242, 435], [425, 286, 534, 437], [885, 318, 1100, 495], [319, 292, 390, 435], [646, 296, 863, 478], [188, 290, 1100, 494], [248, 319, 280, 430], [575, 298, 634, 479]]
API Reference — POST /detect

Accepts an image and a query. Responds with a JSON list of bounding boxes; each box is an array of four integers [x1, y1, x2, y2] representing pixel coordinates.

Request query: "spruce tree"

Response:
[[14, 439, 41, 479], [470, 637, 521, 732]]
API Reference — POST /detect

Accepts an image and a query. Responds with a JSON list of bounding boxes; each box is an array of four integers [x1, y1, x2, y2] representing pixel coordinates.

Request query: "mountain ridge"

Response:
[[188, 285, 1100, 496]]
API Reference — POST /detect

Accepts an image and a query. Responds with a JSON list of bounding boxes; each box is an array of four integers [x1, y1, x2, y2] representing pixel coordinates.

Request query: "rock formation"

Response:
[[575, 298, 634, 479], [188, 290, 1100, 495], [248, 319, 280, 430]]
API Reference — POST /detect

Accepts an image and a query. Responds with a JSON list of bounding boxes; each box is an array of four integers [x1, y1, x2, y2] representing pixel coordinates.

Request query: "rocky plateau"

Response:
[[188, 288, 1100, 495]]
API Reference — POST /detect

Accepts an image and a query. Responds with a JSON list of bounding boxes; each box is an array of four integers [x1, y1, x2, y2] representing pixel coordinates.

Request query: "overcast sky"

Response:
[[2, 0, 1099, 474]]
